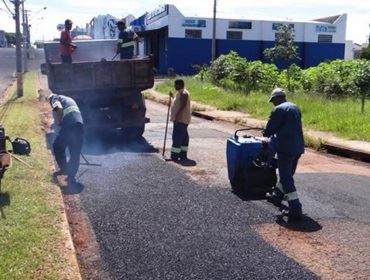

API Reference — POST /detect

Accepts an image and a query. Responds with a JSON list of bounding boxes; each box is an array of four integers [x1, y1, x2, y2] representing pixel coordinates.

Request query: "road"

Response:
[[0, 48, 44, 94], [61, 100, 370, 280]]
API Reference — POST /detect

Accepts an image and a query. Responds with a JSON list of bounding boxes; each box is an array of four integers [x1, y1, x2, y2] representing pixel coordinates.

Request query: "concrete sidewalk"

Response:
[[144, 88, 370, 162]]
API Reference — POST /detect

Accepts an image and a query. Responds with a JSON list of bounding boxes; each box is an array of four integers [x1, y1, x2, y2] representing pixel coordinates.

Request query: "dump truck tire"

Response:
[[124, 126, 145, 140]]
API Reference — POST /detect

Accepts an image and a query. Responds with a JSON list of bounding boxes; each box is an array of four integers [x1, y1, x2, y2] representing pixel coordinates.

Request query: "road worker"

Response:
[[263, 88, 304, 222], [116, 19, 138, 59], [60, 19, 77, 63], [170, 79, 192, 162], [48, 94, 84, 184]]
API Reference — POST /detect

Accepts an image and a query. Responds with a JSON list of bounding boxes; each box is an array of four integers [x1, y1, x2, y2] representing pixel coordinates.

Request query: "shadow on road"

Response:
[[231, 190, 267, 201], [276, 214, 322, 232], [83, 134, 159, 155], [46, 130, 159, 156]]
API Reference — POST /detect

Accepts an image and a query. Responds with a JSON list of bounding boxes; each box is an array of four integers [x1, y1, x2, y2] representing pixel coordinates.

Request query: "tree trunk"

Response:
[[287, 68, 291, 92]]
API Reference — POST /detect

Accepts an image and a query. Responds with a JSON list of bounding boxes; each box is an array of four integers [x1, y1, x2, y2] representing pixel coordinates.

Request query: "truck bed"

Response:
[[43, 59, 154, 94]]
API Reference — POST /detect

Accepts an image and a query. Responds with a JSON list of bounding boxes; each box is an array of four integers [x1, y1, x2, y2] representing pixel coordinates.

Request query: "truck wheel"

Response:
[[123, 126, 145, 141]]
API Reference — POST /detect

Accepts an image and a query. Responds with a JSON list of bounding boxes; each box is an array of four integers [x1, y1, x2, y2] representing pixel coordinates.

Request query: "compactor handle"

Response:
[[234, 128, 254, 139]]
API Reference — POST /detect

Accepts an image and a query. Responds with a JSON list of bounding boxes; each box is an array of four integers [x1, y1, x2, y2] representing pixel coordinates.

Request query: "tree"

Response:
[[354, 60, 370, 113], [359, 45, 370, 60], [263, 24, 300, 92], [5, 32, 16, 46]]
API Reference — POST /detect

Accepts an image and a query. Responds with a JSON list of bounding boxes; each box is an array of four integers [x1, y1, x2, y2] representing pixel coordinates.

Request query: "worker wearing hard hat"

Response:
[[116, 19, 138, 59], [263, 88, 304, 222]]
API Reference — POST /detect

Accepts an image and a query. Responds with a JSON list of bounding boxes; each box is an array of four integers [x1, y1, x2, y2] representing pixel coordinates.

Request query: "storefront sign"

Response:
[[146, 5, 169, 24], [315, 25, 336, 33], [182, 19, 206, 28]]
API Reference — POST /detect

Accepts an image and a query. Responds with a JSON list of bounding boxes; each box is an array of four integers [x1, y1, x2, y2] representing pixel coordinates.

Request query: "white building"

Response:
[[129, 5, 347, 74]]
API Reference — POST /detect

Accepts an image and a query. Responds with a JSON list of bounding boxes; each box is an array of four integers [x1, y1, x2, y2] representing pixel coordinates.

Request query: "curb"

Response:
[[37, 73, 82, 280], [145, 88, 370, 163]]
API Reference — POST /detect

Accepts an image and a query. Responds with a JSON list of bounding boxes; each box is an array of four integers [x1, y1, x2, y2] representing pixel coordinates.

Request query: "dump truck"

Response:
[[41, 39, 154, 139]]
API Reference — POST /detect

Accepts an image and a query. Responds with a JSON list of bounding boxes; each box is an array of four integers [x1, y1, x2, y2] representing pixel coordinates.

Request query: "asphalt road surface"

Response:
[[65, 100, 370, 280], [0, 48, 44, 94]]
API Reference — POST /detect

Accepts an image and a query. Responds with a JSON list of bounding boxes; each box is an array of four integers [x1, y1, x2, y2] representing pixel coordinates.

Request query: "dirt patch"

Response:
[[186, 168, 218, 184], [253, 219, 370, 280], [298, 149, 370, 177], [63, 195, 111, 280]]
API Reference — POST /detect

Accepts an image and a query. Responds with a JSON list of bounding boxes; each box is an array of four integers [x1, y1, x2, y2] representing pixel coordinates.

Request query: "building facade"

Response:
[[130, 5, 347, 75]]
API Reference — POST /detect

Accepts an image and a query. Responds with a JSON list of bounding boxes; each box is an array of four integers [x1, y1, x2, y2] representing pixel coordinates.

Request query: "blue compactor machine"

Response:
[[226, 128, 277, 195]]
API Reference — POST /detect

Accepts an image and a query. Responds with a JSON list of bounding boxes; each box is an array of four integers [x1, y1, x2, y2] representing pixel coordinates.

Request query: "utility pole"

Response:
[[22, 0, 27, 72], [211, 0, 217, 62], [25, 11, 30, 61], [12, 0, 23, 97]]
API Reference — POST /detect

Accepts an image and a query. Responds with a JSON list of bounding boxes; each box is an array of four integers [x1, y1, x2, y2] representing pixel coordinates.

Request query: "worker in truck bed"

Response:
[[48, 94, 84, 185], [116, 19, 138, 59], [60, 19, 77, 63]]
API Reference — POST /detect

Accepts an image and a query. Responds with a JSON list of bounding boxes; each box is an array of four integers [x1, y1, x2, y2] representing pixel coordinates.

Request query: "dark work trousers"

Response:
[[120, 47, 134, 59], [171, 122, 189, 159], [277, 153, 300, 193], [53, 123, 83, 178], [61, 54, 72, 63]]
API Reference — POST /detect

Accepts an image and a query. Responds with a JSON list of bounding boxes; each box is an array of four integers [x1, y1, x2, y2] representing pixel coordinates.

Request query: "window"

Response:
[[272, 23, 295, 31], [182, 19, 206, 28], [228, 21, 252, 29], [185, 29, 202, 39], [227, 31, 242, 40], [318, 34, 332, 43]]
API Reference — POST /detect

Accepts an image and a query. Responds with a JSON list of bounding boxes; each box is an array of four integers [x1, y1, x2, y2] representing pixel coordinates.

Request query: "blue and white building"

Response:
[[130, 5, 347, 75]]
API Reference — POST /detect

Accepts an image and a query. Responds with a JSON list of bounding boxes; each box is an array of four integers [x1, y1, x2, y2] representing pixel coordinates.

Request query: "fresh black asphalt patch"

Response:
[[77, 151, 318, 280]]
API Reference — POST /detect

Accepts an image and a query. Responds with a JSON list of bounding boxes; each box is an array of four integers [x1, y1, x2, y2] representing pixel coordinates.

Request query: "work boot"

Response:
[[282, 200, 303, 223], [53, 169, 66, 177], [179, 151, 188, 160], [67, 176, 77, 186], [171, 152, 181, 161], [266, 188, 284, 206]]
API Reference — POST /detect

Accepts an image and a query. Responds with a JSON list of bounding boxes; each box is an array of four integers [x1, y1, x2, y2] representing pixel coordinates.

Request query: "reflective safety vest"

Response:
[[117, 31, 137, 49], [63, 105, 80, 116], [49, 94, 83, 127]]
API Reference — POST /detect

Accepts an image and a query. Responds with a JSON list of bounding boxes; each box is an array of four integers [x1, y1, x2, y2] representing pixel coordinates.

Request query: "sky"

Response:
[[0, 0, 369, 44]]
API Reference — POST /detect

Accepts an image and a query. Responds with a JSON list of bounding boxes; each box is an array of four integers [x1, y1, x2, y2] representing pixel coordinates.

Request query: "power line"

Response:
[[2, 0, 14, 16]]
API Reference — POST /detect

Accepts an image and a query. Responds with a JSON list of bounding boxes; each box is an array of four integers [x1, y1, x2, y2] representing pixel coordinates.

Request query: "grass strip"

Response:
[[0, 72, 69, 279], [156, 77, 370, 141]]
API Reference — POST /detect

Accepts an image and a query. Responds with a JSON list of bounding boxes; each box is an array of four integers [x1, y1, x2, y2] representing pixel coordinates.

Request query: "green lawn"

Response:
[[0, 73, 70, 279], [156, 77, 370, 141]]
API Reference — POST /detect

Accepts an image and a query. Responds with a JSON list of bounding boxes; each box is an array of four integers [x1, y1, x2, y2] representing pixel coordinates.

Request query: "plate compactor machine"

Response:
[[226, 128, 277, 196]]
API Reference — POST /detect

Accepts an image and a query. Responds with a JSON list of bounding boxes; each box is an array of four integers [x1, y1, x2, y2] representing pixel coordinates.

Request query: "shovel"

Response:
[[80, 153, 102, 167], [111, 53, 119, 61]]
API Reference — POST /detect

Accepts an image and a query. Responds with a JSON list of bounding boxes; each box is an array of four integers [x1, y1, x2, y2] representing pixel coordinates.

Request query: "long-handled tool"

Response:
[[80, 153, 102, 167], [10, 153, 32, 168], [162, 92, 172, 160], [111, 53, 119, 61]]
